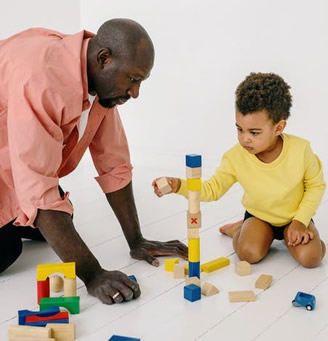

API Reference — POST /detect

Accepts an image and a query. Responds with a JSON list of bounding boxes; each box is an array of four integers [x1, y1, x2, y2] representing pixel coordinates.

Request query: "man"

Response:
[[0, 18, 187, 304]]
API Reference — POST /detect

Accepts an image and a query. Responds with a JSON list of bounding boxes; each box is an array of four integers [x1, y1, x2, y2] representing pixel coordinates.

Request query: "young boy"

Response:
[[152, 72, 326, 268]]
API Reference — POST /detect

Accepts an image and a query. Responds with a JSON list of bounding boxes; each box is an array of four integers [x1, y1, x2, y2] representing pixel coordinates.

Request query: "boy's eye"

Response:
[[129, 77, 138, 83], [251, 131, 259, 136]]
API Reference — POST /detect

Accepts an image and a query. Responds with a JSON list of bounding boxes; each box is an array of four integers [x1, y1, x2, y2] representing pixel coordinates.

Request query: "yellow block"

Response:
[[37, 262, 76, 281], [165, 258, 179, 272], [188, 238, 200, 262], [186, 178, 201, 191], [201, 257, 230, 272]]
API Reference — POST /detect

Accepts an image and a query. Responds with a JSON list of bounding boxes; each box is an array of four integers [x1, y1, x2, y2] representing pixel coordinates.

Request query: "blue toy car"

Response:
[[292, 291, 316, 311]]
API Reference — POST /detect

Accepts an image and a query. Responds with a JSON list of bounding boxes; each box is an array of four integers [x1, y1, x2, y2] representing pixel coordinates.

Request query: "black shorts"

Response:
[[243, 211, 289, 240]]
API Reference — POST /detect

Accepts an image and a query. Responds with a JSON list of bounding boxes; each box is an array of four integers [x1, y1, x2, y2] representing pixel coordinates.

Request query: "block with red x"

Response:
[[187, 211, 201, 228]]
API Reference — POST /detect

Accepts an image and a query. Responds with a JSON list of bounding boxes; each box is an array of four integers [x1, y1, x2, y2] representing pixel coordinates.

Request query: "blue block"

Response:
[[184, 284, 201, 302], [109, 335, 140, 341], [18, 306, 60, 325], [186, 154, 202, 168], [26, 318, 69, 327], [189, 261, 200, 278], [128, 275, 137, 282]]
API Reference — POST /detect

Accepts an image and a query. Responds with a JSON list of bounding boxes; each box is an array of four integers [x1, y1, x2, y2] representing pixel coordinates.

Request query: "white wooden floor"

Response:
[[1, 150, 327, 341]]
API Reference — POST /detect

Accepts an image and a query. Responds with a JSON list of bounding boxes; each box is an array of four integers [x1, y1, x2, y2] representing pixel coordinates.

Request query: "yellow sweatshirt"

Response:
[[177, 134, 326, 227]]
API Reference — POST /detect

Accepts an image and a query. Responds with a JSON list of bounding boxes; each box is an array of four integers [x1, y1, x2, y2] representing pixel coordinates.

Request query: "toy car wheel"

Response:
[[306, 305, 312, 311]]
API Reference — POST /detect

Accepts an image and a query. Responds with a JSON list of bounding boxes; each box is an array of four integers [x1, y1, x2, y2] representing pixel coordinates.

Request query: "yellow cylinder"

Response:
[[188, 238, 200, 262]]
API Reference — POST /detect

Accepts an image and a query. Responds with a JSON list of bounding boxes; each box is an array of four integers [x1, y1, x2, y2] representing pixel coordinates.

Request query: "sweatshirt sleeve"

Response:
[[293, 143, 326, 226], [177, 152, 237, 201]]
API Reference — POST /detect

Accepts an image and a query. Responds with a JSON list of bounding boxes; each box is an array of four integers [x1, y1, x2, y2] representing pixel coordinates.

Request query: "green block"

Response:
[[40, 296, 80, 314]]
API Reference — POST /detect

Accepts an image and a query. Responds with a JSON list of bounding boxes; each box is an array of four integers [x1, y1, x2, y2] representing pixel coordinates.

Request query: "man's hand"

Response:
[[130, 238, 188, 266], [287, 220, 314, 247], [86, 269, 140, 304], [152, 177, 181, 197]]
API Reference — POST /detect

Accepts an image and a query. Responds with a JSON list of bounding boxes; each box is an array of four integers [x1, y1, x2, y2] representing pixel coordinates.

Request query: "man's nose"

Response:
[[127, 83, 141, 99]]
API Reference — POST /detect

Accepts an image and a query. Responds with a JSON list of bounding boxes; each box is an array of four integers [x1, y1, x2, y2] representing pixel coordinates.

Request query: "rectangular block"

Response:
[[188, 191, 200, 214], [165, 258, 179, 272], [229, 291, 256, 302], [187, 211, 201, 228], [37, 262, 76, 281], [187, 228, 200, 239], [255, 274, 273, 289], [201, 257, 230, 273], [19, 306, 60, 325], [40, 296, 80, 314], [109, 335, 140, 341], [155, 177, 172, 195], [8, 325, 52, 340], [188, 261, 200, 279], [186, 154, 202, 168], [46, 323, 75, 341], [173, 264, 185, 279], [11, 338, 55, 341], [186, 166, 202, 179], [187, 178, 201, 191], [188, 238, 200, 262], [235, 261, 251, 276]]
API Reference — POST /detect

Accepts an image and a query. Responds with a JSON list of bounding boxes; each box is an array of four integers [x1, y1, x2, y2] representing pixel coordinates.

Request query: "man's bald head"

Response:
[[93, 18, 154, 62], [87, 18, 155, 108]]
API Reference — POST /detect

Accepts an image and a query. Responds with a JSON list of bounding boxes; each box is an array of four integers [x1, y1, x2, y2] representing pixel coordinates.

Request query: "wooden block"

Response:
[[201, 257, 230, 272], [47, 323, 75, 341], [173, 264, 185, 279], [201, 282, 219, 296], [185, 276, 201, 287], [235, 261, 251, 276], [229, 291, 256, 302], [37, 263, 75, 281], [155, 177, 171, 195], [40, 296, 80, 314], [186, 166, 202, 179], [186, 154, 202, 168], [165, 258, 179, 272], [64, 277, 77, 297], [50, 275, 63, 293], [187, 228, 200, 239], [188, 238, 200, 262], [187, 178, 201, 191], [187, 211, 202, 228], [188, 261, 200, 278], [8, 325, 52, 340], [188, 191, 200, 214], [184, 284, 201, 302], [37, 278, 50, 304], [255, 274, 273, 289]]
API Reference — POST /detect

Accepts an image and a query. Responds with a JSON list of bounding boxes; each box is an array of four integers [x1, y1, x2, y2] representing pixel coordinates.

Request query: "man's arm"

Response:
[[35, 209, 140, 304], [106, 181, 188, 266]]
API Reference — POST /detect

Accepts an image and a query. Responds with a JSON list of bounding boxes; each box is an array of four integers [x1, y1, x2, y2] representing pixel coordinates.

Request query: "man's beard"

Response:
[[98, 95, 130, 108]]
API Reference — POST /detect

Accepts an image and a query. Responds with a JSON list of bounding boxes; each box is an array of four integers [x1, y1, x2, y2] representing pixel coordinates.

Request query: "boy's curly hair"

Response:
[[235, 72, 292, 123]]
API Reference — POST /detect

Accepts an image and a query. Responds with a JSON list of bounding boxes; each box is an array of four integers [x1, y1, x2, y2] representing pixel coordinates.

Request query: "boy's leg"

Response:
[[231, 217, 274, 264], [284, 221, 326, 268], [0, 221, 23, 273]]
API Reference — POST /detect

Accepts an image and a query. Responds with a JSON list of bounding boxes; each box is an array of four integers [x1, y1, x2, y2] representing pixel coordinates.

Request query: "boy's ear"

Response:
[[275, 120, 287, 135]]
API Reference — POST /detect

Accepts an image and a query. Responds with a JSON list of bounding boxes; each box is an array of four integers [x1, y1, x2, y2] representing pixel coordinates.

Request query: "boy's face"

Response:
[[235, 110, 286, 155]]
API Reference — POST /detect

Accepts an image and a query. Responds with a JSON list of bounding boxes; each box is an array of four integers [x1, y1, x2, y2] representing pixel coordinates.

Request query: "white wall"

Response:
[[1, 0, 81, 38], [81, 0, 328, 171]]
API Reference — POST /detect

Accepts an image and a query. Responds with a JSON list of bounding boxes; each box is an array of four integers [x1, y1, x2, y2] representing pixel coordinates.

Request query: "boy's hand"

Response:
[[287, 220, 314, 247], [152, 177, 181, 197]]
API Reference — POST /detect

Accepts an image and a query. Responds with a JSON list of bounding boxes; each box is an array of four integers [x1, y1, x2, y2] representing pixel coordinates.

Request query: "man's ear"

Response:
[[275, 119, 287, 135], [97, 48, 112, 68]]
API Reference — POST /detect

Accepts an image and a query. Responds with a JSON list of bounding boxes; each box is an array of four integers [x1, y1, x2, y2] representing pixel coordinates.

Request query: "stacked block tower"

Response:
[[186, 154, 202, 279]]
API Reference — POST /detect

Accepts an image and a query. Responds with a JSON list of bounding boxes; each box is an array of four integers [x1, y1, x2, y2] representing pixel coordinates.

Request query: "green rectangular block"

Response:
[[40, 296, 80, 314]]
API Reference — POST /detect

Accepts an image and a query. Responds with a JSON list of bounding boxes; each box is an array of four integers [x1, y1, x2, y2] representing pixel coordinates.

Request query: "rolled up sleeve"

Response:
[[7, 73, 74, 227], [89, 106, 132, 193]]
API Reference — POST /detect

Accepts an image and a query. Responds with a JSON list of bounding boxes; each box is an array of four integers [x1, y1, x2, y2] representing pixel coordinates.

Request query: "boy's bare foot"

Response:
[[219, 220, 243, 237]]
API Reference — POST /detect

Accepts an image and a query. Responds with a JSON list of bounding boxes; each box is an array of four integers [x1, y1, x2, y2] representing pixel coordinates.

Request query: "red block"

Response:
[[37, 278, 50, 304], [26, 311, 69, 323]]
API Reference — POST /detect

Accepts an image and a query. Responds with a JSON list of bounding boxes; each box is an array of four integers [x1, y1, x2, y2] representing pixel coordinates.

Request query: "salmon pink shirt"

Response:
[[0, 28, 132, 228]]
